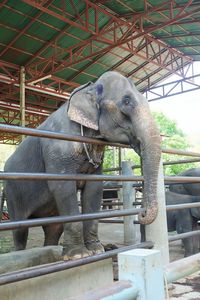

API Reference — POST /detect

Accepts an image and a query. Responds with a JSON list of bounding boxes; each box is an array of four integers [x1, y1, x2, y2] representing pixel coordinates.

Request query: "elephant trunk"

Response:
[[131, 105, 162, 225]]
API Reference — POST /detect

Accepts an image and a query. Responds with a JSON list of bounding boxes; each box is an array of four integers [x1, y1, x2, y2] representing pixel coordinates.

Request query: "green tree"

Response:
[[153, 112, 199, 175], [103, 112, 199, 175]]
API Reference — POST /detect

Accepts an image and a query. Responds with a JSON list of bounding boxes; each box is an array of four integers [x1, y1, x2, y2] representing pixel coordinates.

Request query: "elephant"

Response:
[[169, 168, 200, 195], [141, 190, 200, 257], [4, 71, 162, 260], [166, 191, 200, 257]]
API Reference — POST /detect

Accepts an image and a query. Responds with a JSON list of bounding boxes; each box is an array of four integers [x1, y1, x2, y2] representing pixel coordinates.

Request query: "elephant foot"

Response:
[[62, 246, 93, 261], [85, 240, 105, 255]]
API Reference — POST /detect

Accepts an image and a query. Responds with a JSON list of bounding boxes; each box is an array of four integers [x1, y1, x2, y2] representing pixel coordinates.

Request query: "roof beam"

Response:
[[145, 73, 200, 101], [0, 0, 54, 58], [22, 0, 194, 82]]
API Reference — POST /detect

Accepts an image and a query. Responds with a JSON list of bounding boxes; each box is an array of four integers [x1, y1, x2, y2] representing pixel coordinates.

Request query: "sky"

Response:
[[148, 62, 200, 149]]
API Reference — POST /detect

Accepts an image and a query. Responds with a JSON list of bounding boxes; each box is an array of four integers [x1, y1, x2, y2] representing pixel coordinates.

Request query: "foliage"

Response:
[[153, 112, 199, 175], [103, 112, 199, 175]]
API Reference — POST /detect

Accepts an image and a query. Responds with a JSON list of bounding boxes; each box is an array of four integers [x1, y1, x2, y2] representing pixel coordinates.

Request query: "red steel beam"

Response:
[[121, 1, 200, 18], [22, 0, 194, 81], [0, 0, 54, 58], [146, 73, 200, 101]]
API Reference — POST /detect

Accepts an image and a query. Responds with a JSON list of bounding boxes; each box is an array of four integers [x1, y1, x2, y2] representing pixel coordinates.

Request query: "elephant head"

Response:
[[68, 71, 162, 224]]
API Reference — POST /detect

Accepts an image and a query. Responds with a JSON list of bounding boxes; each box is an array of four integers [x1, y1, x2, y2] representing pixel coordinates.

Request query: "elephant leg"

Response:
[[192, 220, 199, 254], [48, 181, 92, 260], [43, 224, 63, 246], [6, 187, 29, 251], [13, 228, 29, 250], [81, 180, 104, 255], [176, 211, 193, 257]]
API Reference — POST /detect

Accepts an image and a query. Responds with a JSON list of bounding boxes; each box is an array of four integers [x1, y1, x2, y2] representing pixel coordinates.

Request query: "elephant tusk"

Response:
[[138, 200, 158, 225]]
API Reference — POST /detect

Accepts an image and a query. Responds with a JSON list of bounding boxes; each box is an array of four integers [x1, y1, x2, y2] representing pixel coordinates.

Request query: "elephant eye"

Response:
[[123, 95, 131, 105]]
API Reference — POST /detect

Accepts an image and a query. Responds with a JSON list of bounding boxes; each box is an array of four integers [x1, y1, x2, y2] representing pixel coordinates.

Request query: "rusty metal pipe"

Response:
[[0, 172, 143, 181], [99, 219, 124, 224], [166, 202, 200, 211], [0, 124, 127, 148], [168, 230, 200, 242], [165, 252, 200, 283], [102, 201, 122, 206], [104, 158, 200, 173], [0, 241, 153, 286], [1, 172, 200, 184], [0, 208, 145, 231], [1, 124, 200, 157], [104, 158, 200, 172]]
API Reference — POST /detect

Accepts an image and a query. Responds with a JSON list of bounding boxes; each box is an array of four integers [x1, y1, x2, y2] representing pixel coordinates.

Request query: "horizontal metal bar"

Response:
[[0, 124, 127, 148], [168, 230, 200, 242], [165, 252, 200, 284], [99, 219, 124, 224], [132, 158, 200, 169], [75, 280, 138, 300], [104, 158, 200, 172], [1, 124, 200, 157], [166, 202, 200, 211], [162, 147, 200, 157], [2, 201, 198, 231], [102, 201, 122, 206], [0, 241, 153, 286], [165, 176, 200, 183], [0, 208, 145, 231], [1, 172, 200, 184], [163, 158, 200, 166], [0, 172, 143, 181]]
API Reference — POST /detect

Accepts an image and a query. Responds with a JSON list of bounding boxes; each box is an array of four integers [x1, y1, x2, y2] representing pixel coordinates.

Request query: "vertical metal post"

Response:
[[122, 161, 139, 245], [20, 66, 25, 140], [145, 159, 169, 265], [118, 147, 122, 175], [113, 147, 116, 172], [118, 249, 165, 300]]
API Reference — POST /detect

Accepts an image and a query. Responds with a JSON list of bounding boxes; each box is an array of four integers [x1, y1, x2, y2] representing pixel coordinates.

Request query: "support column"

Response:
[[20, 66, 25, 140], [118, 249, 165, 300], [122, 161, 139, 245], [145, 159, 169, 265], [118, 147, 122, 175]]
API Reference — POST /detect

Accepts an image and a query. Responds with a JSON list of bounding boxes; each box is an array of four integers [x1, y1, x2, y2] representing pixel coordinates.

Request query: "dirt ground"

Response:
[[0, 222, 185, 261]]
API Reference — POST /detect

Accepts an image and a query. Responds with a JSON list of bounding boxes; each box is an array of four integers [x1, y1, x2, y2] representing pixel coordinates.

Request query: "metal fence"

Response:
[[0, 123, 200, 299]]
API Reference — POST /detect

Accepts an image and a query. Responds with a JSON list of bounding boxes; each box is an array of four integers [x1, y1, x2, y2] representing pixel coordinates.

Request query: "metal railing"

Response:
[[0, 122, 200, 297]]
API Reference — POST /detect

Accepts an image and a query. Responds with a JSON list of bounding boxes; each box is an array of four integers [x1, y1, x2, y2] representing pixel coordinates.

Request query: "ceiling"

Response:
[[1, 0, 200, 144]]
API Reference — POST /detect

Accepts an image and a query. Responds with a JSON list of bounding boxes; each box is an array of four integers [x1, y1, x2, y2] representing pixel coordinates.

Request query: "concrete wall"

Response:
[[0, 247, 113, 300]]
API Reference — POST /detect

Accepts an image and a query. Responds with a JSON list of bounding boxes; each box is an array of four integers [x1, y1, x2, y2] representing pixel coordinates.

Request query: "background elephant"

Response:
[[169, 168, 200, 195], [166, 191, 200, 257], [4, 71, 161, 260], [141, 190, 200, 257]]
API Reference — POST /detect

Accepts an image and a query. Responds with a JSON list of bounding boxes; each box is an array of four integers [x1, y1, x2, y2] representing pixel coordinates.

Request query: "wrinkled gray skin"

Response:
[[4, 71, 161, 260], [166, 191, 200, 257], [169, 168, 200, 195]]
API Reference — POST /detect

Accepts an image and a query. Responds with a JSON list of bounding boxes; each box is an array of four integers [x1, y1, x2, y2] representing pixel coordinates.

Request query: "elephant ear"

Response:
[[68, 82, 102, 130]]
